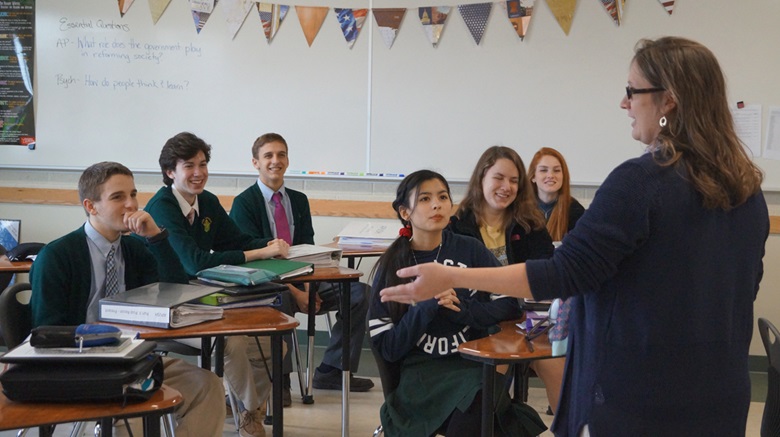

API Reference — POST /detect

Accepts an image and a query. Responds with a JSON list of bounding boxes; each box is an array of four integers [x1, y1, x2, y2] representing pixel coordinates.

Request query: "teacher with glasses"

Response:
[[380, 36, 768, 436]]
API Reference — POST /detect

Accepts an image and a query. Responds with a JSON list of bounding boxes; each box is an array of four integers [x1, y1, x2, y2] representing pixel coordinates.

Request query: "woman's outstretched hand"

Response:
[[380, 262, 453, 305]]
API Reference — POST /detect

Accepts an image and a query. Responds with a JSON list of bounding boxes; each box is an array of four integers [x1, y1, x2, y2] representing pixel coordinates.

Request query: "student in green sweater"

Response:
[[145, 132, 288, 437], [30, 161, 225, 437], [230, 133, 373, 407]]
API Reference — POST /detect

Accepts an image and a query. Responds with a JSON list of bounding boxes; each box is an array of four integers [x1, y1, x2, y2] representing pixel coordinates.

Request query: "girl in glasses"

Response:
[[379, 37, 767, 436]]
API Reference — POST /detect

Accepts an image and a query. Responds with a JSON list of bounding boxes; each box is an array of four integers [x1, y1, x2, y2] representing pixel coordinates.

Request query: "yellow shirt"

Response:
[[479, 224, 508, 266]]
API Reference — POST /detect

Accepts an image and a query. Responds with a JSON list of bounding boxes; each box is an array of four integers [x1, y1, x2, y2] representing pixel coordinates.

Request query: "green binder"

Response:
[[196, 264, 278, 286], [239, 258, 314, 280]]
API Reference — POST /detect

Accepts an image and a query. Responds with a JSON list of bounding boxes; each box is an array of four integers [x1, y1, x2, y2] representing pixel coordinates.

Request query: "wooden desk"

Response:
[[0, 383, 181, 437], [0, 256, 32, 274], [109, 307, 298, 437], [281, 266, 362, 437], [458, 320, 554, 437]]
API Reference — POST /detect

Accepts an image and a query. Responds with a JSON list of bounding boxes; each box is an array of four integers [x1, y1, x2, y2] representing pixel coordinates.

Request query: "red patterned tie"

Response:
[[272, 192, 292, 244]]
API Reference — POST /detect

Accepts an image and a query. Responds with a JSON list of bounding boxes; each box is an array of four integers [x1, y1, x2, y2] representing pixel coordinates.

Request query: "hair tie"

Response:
[[399, 225, 412, 239]]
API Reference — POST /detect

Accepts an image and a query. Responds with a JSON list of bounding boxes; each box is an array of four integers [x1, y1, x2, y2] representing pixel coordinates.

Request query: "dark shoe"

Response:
[[312, 368, 375, 392], [282, 387, 292, 408]]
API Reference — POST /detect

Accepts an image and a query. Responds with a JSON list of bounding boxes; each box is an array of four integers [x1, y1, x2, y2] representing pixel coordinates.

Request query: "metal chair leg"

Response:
[[162, 413, 176, 437], [291, 328, 307, 399], [325, 312, 333, 337], [68, 422, 87, 437], [226, 384, 242, 431], [372, 424, 383, 437]]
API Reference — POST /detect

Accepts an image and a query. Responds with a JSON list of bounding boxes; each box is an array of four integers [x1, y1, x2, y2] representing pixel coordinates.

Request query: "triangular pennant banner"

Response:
[[257, 3, 289, 43], [545, 0, 576, 35], [373, 8, 406, 49], [418, 6, 451, 48], [599, 0, 625, 26], [502, 0, 534, 40], [148, 0, 172, 24], [221, 0, 254, 39], [296, 6, 329, 47], [190, 0, 218, 34], [458, 3, 492, 45], [658, 0, 674, 15], [334, 9, 367, 49], [119, 0, 135, 17]]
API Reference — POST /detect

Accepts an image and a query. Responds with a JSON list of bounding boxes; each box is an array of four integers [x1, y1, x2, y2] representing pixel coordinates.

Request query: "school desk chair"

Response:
[[758, 317, 780, 437]]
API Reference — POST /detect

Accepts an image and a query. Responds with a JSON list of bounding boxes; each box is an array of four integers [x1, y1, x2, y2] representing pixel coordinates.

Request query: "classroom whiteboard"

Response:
[[2, 0, 780, 187]]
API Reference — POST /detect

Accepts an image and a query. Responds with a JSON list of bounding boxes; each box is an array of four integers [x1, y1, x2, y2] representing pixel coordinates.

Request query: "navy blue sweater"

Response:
[[527, 153, 768, 436]]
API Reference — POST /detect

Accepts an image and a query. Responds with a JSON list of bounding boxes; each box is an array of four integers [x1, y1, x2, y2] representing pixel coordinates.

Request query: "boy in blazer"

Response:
[[30, 161, 225, 437], [145, 132, 289, 437], [230, 133, 373, 405]]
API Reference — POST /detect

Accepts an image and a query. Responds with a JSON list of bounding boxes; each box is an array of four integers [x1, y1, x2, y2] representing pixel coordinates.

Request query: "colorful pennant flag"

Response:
[[546, 0, 576, 35], [257, 3, 289, 43], [658, 0, 674, 15], [189, 0, 218, 33], [599, 0, 625, 26], [222, 0, 254, 39], [296, 6, 329, 47], [118, 0, 135, 17], [373, 8, 406, 49], [148, 0, 172, 24], [502, 0, 535, 40], [418, 6, 451, 48], [458, 3, 492, 45], [334, 9, 368, 49]]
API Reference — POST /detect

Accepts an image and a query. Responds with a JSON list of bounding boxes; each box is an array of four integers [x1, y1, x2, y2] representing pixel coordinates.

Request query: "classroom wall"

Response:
[[1, 168, 779, 357], [3, 0, 780, 186]]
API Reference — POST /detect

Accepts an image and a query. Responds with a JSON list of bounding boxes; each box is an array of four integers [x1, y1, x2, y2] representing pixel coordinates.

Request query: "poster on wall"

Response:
[[0, 0, 35, 147]]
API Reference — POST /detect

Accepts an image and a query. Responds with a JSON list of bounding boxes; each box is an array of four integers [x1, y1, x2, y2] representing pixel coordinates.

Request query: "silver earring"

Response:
[[659, 116, 667, 127]]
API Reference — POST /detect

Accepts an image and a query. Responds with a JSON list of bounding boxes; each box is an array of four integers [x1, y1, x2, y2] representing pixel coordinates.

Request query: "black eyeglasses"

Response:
[[517, 317, 552, 352], [625, 86, 665, 100]]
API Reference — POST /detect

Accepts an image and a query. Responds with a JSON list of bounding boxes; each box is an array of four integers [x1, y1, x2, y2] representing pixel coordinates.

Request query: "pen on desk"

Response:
[[525, 336, 534, 352]]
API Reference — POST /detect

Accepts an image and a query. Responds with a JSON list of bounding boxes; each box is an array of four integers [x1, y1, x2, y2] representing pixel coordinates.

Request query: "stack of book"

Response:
[[285, 244, 342, 267], [99, 282, 224, 329], [198, 290, 283, 309], [336, 221, 398, 249], [193, 280, 288, 309]]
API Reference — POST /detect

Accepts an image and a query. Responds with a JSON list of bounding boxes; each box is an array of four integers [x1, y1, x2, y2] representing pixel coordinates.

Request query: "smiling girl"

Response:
[[528, 147, 585, 242], [449, 146, 564, 413]]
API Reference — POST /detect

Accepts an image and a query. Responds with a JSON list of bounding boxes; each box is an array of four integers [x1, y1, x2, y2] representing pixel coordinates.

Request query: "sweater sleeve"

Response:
[[294, 195, 315, 245], [30, 243, 75, 327], [527, 160, 656, 301], [368, 272, 439, 363], [127, 234, 189, 285], [230, 189, 268, 239], [211, 200, 272, 253], [146, 191, 260, 275]]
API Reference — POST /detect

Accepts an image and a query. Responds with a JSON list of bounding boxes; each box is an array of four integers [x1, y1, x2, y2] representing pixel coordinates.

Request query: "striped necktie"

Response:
[[105, 245, 119, 297]]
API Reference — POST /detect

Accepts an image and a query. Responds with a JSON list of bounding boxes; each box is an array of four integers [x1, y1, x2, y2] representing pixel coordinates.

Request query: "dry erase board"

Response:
[[3, 0, 780, 187]]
